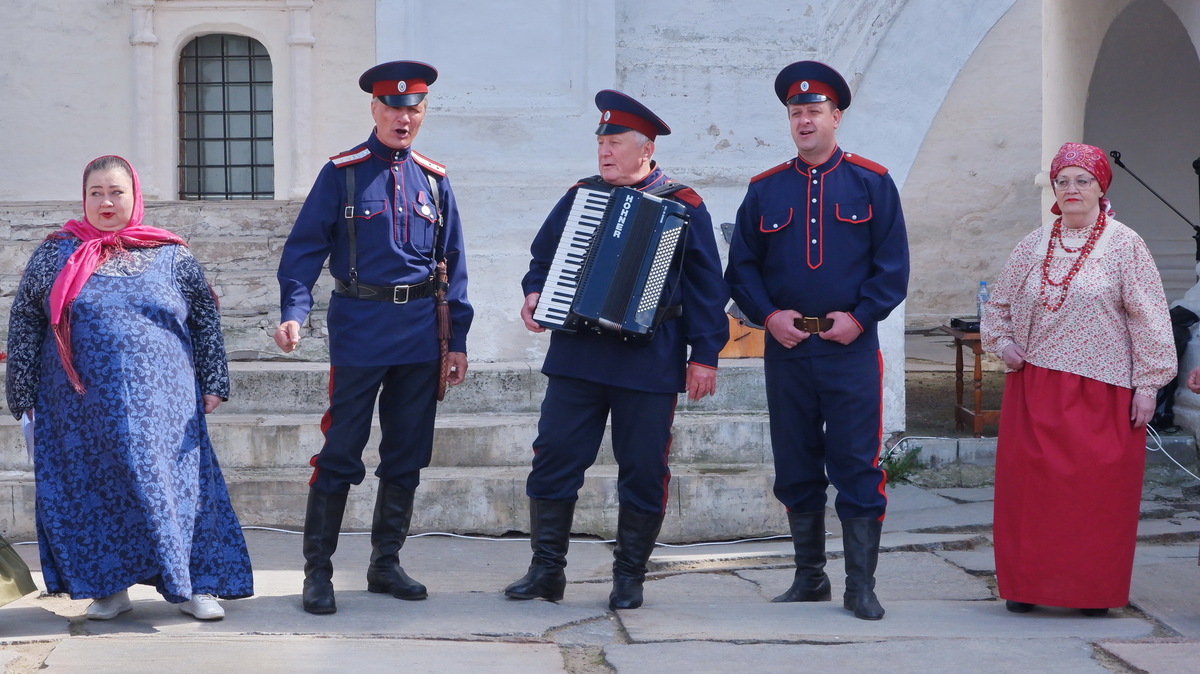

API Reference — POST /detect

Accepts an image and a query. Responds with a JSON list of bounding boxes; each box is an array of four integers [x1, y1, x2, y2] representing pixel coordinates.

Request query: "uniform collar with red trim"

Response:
[[794, 146, 844, 175], [629, 163, 667, 191], [366, 129, 413, 162]]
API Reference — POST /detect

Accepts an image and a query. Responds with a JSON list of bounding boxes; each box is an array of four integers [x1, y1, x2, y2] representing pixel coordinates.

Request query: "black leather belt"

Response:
[[333, 277, 434, 303], [794, 316, 834, 333]]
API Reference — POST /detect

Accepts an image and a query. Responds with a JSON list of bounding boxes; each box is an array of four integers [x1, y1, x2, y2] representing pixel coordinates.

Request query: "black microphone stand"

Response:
[[1109, 150, 1200, 261], [1109, 151, 1200, 432]]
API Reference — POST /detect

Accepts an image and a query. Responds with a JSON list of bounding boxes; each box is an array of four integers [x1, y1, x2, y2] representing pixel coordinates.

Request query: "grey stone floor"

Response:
[[3, 483, 1200, 673]]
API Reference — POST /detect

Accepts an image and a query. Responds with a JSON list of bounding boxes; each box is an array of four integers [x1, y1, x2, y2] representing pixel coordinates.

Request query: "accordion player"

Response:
[[532, 185, 690, 341]]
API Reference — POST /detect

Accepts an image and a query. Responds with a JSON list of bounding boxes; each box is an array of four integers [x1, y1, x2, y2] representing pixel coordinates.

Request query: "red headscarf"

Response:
[[49, 155, 186, 393], [1049, 142, 1114, 216]]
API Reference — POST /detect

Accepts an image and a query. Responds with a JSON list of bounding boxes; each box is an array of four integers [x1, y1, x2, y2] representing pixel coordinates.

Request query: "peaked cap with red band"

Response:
[[774, 60, 851, 110], [594, 90, 671, 140], [359, 60, 438, 107]]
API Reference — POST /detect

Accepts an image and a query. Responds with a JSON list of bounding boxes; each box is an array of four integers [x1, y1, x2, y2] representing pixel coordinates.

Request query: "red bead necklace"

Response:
[[1038, 210, 1107, 312]]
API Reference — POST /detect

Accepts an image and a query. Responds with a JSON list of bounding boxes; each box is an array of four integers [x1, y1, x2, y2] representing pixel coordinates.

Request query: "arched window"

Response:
[[178, 34, 273, 200]]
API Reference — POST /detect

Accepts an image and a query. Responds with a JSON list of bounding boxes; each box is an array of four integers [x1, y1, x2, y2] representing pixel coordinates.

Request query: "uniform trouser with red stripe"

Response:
[[765, 350, 887, 521], [525, 375, 677, 515], [309, 361, 439, 494]]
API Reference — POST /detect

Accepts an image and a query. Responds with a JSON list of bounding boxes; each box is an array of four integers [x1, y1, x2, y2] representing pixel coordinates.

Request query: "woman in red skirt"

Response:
[[982, 143, 1175, 616]]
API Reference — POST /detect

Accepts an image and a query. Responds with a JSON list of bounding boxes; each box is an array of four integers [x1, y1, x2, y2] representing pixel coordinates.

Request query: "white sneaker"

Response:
[[179, 593, 225, 620], [86, 590, 132, 620]]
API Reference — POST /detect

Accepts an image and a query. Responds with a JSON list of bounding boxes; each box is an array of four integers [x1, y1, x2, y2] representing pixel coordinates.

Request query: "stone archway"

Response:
[[1085, 0, 1200, 302]]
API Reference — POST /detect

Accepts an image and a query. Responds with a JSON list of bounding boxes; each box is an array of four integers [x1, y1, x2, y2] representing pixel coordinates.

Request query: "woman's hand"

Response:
[[203, 394, 222, 414], [1130, 393, 1154, 429], [1000, 343, 1026, 370]]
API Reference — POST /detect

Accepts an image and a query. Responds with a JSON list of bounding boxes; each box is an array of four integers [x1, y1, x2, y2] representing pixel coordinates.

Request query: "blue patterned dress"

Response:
[[6, 239, 253, 603]]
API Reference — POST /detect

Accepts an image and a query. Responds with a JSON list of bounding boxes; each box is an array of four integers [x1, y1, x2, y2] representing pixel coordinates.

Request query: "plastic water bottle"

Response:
[[976, 281, 989, 321]]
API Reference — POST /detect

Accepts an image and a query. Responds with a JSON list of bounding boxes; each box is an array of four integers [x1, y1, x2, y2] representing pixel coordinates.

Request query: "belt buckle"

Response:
[[392, 285, 411, 304], [801, 316, 822, 333]]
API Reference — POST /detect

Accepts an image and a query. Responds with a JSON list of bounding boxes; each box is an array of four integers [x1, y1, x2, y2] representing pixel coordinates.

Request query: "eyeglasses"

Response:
[[1053, 177, 1096, 191]]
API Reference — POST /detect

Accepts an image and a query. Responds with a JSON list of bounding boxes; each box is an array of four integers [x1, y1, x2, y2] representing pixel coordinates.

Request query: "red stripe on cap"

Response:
[[787, 79, 838, 107], [371, 79, 429, 98], [599, 109, 658, 139]]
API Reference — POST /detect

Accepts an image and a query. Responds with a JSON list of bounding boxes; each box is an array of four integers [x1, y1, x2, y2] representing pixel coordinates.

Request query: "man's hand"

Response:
[[765, 309, 808, 348], [274, 320, 301, 352], [1188, 366, 1200, 394], [685, 363, 717, 401], [1001, 343, 1026, 370], [521, 293, 546, 333], [817, 311, 862, 345], [445, 351, 468, 386]]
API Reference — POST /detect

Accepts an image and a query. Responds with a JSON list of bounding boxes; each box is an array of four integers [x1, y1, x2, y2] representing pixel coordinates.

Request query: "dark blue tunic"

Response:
[[277, 131, 472, 365], [522, 166, 729, 393]]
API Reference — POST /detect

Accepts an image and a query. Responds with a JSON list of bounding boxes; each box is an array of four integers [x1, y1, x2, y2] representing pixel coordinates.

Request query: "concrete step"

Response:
[[0, 360, 770, 418], [0, 465, 783, 543], [897, 434, 1199, 472], [0, 411, 771, 471], [217, 359, 771, 415]]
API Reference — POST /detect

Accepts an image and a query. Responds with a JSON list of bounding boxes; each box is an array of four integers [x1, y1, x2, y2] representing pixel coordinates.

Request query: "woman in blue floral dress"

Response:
[[5, 155, 253, 620]]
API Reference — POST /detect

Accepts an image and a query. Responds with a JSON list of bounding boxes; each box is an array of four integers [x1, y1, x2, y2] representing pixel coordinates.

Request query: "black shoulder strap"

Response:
[[425, 172, 445, 264], [577, 175, 609, 189], [344, 166, 358, 296], [647, 180, 688, 198]]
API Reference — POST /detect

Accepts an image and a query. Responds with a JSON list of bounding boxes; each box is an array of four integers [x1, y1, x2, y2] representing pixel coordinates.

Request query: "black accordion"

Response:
[[533, 185, 689, 340]]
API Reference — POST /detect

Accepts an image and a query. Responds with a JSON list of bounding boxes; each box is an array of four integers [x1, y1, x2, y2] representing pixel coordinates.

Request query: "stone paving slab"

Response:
[[616, 600, 1155, 642], [1137, 518, 1200, 544], [40, 636, 567, 674], [649, 531, 988, 572], [929, 486, 995, 503], [1097, 639, 1200, 674], [936, 548, 996, 574], [604, 638, 1113, 674], [737, 551, 994, 602], [883, 500, 994, 534], [1130, 560, 1200, 639]]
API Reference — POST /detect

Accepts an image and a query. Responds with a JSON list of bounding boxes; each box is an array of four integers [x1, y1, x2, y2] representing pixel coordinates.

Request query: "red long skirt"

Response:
[[993, 363, 1145, 609]]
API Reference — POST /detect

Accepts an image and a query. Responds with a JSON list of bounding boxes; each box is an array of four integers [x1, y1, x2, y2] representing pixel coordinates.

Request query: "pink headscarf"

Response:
[[49, 155, 186, 393], [1049, 142, 1114, 216]]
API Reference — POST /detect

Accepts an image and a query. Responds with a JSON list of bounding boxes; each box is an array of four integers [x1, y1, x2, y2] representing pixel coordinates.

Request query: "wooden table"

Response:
[[938, 325, 1001, 437]]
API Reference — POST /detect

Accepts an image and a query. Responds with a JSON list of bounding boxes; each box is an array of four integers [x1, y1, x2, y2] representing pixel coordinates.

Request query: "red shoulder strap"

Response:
[[843, 152, 888, 175], [750, 159, 793, 183], [672, 186, 703, 208]]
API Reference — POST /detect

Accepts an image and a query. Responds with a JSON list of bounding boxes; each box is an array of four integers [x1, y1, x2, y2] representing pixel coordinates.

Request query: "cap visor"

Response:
[[595, 123, 635, 136], [785, 93, 832, 105], [378, 93, 427, 107]]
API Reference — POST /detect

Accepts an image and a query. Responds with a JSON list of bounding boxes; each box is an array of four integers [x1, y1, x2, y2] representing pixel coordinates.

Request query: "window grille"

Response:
[[178, 34, 273, 200]]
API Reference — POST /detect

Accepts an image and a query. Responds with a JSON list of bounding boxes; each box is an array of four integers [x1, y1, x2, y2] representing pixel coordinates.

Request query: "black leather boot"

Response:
[[366, 481, 428, 600], [771, 510, 832, 602], [608, 506, 665, 610], [302, 486, 348, 615], [505, 498, 575, 601], [842, 517, 885, 620]]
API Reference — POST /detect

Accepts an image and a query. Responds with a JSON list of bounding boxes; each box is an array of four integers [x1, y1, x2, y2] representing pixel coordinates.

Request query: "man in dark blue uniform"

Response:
[[505, 91, 728, 611], [725, 61, 909, 621], [274, 61, 473, 615]]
